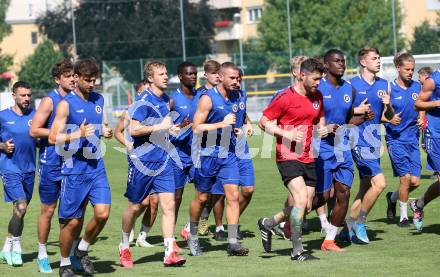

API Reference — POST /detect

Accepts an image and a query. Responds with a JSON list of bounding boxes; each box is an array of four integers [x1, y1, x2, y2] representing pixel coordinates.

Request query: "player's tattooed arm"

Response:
[[49, 100, 94, 144], [415, 78, 440, 111], [29, 96, 53, 139], [193, 95, 235, 134]]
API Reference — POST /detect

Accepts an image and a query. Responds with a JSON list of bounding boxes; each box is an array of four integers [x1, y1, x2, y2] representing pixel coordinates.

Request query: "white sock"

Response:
[[38, 242, 48, 260], [399, 201, 408, 221], [12, 237, 21, 253], [77, 239, 89, 252], [164, 237, 174, 257], [319, 214, 328, 227], [184, 220, 190, 232], [215, 225, 225, 232], [279, 222, 285, 228], [69, 240, 79, 257], [120, 231, 130, 249], [140, 224, 151, 234], [390, 191, 398, 203], [324, 224, 338, 241], [2, 237, 12, 252], [60, 256, 71, 267]]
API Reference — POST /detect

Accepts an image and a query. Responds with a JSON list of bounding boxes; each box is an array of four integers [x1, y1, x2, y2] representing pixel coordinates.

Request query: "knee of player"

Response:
[[95, 208, 110, 222], [14, 200, 28, 217], [197, 192, 210, 204], [149, 194, 159, 206], [225, 190, 240, 202], [372, 179, 386, 191], [241, 187, 254, 196], [410, 177, 420, 187], [41, 204, 57, 216]]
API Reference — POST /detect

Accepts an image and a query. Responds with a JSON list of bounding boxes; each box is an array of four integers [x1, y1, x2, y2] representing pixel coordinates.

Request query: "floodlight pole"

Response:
[[180, 0, 187, 61], [286, 0, 293, 83], [70, 0, 77, 59], [392, 0, 397, 54]]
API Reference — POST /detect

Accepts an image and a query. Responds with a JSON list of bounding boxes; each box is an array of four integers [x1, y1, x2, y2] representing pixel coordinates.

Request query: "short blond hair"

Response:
[[144, 60, 166, 82]]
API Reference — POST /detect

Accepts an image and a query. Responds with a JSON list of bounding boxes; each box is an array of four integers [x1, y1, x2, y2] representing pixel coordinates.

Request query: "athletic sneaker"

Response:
[[0, 251, 12, 265], [283, 221, 291, 240], [214, 230, 227, 241], [136, 232, 154, 248], [59, 265, 75, 277], [128, 229, 135, 243], [173, 241, 181, 253], [272, 224, 284, 238], [187, 238, 202, 256], [70, 255, 83, 272], [398, 218, 410, 228], [163, 251, 186, 267], [352, 222, 369, 244], [291, 250, 319, 261], [198, 219, 210, 236], [11, 251, 22, 266], [74, 248, 95, 275], [410, 200, 424, 232], [321, 240, 345, 252], [237, 226, 243, 240], [338, 225, 352, 243], [37, 257, 53, 273], [386, 192, 396, 220], [180, 228, 189, 241], [257, 218, 272, 253], [119, 247, 134, 268], [227, 243, 249, 256]]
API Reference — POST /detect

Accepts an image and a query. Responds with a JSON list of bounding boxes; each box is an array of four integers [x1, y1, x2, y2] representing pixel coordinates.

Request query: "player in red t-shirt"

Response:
[[257, 58, 329, 261]]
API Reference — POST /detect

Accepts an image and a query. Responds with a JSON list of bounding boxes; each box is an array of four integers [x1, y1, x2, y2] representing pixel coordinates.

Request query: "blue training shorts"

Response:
[[38, 164, 62, 205], [1, 171, 35, 203], [352, 146, 382, 178], [387, 141, 421, 177], [195, 152, 240, 193], [172, 159, 194, 190], [211, 157, 255, 195], [316, 150, 354, 193], [59, 169, 111, 219], [125, 160, 175, 204], [426, 136, 440, 173]]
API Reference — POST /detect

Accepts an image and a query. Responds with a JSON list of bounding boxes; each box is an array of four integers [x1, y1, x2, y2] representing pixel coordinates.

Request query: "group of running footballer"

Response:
[[0, 46, 439, 276]]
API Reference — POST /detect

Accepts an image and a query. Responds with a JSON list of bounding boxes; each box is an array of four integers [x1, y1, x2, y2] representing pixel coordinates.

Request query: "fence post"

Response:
[[139, 59, 144, 80]]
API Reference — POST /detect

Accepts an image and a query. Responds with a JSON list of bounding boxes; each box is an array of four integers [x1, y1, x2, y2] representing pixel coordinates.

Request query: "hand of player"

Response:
[[327, 124, 340, 134], [157, 116, 173, 132], [417, 117, 425, 130], [222, 113, 236, 127], [234, 128, 243, 137], [284, 128, 304, 143], [80, 119, 95, 137], [169, 124, 181, 136], [126, 141, 134, 152], [365, 110, 375, 121], [381, 93, 390, 105], [246, 122, 254, 137], [178, 116, 191, 128], [354, 98, 371, 114], [389, 112, 401, 126], [1, 139, 14, 154], [318, 126, 329, 138], [102, 122, 113, 138]]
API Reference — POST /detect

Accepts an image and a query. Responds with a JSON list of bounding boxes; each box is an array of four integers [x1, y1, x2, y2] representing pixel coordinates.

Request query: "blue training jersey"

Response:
[[318, 77, 354, 155], [350, 75, 388, 148], [39, 89, 64, 167], [199, 87, 240, 157], [130, 89, 171, 162], [0, 107, 36, 173], [61, 91, 105, 175], [385, 80, 421, 143], [426, 70, 440, 138], [231, 89, 251, 158], [170, 87, 201, 164]]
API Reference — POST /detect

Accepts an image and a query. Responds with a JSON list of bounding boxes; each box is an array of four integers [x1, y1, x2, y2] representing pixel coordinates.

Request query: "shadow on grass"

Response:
[[93, 260, 118, 274], [421, 174, 436, 180], [414, 224, 440, 235]]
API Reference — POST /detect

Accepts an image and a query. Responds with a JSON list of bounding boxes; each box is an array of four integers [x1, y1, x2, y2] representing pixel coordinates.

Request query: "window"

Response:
[[248, 7, 262, 23], [31, 32, 38, 45]]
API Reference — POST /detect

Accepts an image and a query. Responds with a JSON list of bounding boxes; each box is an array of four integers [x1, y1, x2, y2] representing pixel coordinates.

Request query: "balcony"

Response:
[[209, 0, 241, 10], [215, 22, 242, 41]]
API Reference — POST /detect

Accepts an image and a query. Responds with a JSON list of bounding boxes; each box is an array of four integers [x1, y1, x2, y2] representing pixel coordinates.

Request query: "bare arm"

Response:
[[415, 78, 440, 111], [192, 95, 234, 134], [29, 96, 53, 138], [258, 115, 285, 138]]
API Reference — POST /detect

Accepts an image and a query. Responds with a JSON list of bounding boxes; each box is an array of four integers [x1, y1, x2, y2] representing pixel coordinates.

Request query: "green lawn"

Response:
[[0, 133, 438, 276]]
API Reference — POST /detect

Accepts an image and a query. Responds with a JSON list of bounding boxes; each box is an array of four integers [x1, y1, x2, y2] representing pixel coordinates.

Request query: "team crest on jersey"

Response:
[[239, 102, 245, 110], [313, 101, 319, 110], [95, 105, 102, 114], [377, 90, 386, 98], [412, 93, 418, 100], [28, 119, 32, 126], [232, 104, 239, 113], [343, 94, 351, 103]]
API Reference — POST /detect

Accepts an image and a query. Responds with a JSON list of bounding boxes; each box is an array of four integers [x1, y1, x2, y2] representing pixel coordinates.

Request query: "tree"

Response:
[[410, 15, 440, 55], [0, 0, 12, 90], [37, 0, 214, 81], [258, 0, 405, 70], [18, 40, 63, 96]]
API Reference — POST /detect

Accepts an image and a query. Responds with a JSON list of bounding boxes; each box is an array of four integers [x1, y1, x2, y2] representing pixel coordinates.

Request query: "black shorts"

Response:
[[276, 160, 316, 187]]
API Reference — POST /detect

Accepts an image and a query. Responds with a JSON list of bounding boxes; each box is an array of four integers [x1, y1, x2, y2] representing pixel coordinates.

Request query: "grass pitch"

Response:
[[0, 133, 438, 276]]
